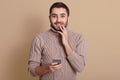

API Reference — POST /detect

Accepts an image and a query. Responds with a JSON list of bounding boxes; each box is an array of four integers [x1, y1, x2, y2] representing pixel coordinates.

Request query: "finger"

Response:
[[61, 26, 66, 33], [50, 67, 56, 72], [60, 26, 64, 31], [54, 66, 62, 70], [51, 62, 58, 65], [50, 64, 62, 72], [60, 25, 65, 30], [57, 31, 63, 35], [54, 64, 62, 68]]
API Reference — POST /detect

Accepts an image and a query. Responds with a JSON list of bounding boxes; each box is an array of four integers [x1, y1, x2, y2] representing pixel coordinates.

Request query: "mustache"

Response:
[[54, 22, 64, 25]]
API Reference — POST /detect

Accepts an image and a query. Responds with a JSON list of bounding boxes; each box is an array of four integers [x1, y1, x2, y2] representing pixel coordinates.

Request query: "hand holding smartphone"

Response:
[[49, 58, 62, 72], [53, 58, 61, 65]]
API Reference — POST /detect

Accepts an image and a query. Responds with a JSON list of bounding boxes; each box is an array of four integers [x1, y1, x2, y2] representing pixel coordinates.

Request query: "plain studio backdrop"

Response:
[[0, 0, 120, 80]]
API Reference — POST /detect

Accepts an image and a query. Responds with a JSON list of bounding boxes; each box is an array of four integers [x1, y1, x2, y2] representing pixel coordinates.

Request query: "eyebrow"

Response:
[[60, 13, 66, 15], [51, 13, 66, 16]]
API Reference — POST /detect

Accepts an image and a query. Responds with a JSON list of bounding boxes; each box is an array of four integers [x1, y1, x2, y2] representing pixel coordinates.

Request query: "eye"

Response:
[[61, 15, 65, 18], [51, 15, 57, 18], [61, 14, 66, 18]]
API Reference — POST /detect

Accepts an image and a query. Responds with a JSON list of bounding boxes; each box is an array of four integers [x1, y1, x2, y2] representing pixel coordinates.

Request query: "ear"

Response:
[[67, 16, 69, 22], [49, 15, 50, 20], [49, 15, 51, 22]]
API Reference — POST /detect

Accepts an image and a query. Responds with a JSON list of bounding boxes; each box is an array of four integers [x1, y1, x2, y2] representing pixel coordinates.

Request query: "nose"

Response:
[[57, 16, 61, 22]]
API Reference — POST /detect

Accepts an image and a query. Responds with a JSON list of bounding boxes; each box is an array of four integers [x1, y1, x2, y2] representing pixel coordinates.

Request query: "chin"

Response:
[[55, 28, 61, 31]]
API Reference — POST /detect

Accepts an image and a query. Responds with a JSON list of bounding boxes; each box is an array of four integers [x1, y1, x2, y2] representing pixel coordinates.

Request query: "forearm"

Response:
[[64, 38, 86, 72], [35, 63, 63, 76], [64, 45, 85, 72], [64, 43, 73, 56], [67, 52, 86, 72], [35, 65, 50, 76]]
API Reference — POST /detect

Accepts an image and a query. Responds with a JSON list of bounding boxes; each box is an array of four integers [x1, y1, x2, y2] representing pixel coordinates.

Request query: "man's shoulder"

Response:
[[32, 30, 52, 41], [69, 29, 83, 38], [69, 30, 86, 43], [35, 30, 50, 37]]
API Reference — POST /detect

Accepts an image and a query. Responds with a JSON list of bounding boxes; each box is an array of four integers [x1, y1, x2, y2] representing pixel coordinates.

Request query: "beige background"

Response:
[[0, 0, 120, 80]]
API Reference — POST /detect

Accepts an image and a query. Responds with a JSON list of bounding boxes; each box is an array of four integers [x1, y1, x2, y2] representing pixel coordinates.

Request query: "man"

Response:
[[28, 2, 86, 80]]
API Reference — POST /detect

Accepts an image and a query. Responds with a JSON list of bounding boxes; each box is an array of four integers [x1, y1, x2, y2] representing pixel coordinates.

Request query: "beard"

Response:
[[50, 20, 68, 31]]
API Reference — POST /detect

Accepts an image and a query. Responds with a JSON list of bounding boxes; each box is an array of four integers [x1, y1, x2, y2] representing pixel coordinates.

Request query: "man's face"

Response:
[[49, 8, 69, 31]]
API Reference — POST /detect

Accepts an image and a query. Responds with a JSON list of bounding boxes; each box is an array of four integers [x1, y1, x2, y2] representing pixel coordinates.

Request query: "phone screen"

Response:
[[53, 58, 61, 64]]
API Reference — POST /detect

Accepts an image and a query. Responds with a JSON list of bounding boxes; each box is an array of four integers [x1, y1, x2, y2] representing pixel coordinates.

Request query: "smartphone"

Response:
[[53, 58, 61, 64]]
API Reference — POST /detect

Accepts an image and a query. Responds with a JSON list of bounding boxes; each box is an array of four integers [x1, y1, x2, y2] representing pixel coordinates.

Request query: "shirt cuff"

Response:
[[28, 62, 39, 76]]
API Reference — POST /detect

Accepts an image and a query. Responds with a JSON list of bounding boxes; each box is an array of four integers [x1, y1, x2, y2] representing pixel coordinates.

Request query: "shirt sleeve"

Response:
[[67, 35, 86, 72], [28, 35, 44, 76]]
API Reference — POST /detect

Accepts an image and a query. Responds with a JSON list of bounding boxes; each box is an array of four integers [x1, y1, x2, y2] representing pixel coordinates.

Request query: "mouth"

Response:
[[55, 22, 63, 26]]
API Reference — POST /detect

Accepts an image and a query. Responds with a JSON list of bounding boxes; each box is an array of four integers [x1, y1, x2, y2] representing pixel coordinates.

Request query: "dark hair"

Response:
[[49, 2, 70, 16]]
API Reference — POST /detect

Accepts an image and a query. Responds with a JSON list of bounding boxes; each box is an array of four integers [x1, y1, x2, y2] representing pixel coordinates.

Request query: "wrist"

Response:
[[45, 64, 51, 72], [64, 43, 73, 56], [63, 41, 69, 46]]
